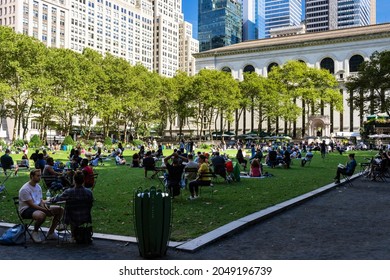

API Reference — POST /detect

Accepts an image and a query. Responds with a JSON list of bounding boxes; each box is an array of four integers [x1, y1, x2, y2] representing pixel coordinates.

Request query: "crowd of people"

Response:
[[2, 136, 389, 246]]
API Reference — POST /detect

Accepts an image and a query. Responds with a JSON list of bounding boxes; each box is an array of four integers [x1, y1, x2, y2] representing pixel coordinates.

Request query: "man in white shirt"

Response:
[[19, 169, 63, 243]]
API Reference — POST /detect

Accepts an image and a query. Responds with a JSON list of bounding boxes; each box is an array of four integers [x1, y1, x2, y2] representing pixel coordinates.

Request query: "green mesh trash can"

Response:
[[134, 186, 172, 258]]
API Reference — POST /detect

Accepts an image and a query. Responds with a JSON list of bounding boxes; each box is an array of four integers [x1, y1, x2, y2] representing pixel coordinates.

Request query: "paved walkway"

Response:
[[1, 175, 389, 260]]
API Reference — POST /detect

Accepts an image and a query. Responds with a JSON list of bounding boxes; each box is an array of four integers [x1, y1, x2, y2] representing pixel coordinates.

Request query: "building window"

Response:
[[267, 62, 278, 74], [243, 65, 255, 73], [320, 57, 335, 74], [349, 55, 364, 73]]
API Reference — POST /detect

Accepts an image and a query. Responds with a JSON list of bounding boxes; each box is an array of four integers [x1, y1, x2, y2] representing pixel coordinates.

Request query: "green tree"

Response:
[[0, 26, 47, 141], [170, 71, 196, 137], [44, 48, 83, 136], [239, 72, 279, 134], [77, 48, 108, 140], [192, 69, 240, 140], [269, 60, 342, 136], [347, 51, 390, 116]]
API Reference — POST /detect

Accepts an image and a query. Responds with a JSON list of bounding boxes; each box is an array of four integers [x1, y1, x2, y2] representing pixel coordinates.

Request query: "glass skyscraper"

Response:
[[242, 0, 266, 40], [306, 0, 376, 33], [338, 0, 373, 27], [264, 0, 302, 38], [198, 0, 242, 52]]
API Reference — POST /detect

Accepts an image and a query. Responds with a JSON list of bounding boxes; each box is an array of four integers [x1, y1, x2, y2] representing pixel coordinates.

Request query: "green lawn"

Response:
[[0, 148, 375, 241]]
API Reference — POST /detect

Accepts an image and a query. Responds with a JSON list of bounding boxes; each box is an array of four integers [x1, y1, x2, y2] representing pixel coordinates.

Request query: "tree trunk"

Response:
[[301, 99, 306, 137]]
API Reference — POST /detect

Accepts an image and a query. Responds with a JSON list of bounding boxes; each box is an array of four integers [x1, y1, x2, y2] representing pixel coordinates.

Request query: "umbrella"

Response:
[[380, 134, 390, 138], [368, 134, 378, 138]]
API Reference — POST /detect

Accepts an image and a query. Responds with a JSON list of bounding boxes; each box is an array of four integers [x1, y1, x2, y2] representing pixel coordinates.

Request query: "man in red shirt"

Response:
[[80, 159, 94, 189]]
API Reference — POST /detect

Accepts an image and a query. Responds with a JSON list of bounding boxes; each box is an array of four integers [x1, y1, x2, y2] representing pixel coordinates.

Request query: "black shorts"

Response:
[[21, 207, 38, 219]]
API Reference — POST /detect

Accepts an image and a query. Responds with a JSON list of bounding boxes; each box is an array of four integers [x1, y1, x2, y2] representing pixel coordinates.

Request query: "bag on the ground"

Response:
[[0, 224, 25, 245], [73, 225, 93, 244]]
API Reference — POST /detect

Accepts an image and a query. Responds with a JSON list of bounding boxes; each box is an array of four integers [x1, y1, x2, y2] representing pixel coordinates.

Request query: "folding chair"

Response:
[[341, 173, 354, 187], [341, 166, 356, 187], [12, 197, 46, 244], [198, 172, 215, 197], [372, 160, 388, 182], [0, 172, 12, 196]]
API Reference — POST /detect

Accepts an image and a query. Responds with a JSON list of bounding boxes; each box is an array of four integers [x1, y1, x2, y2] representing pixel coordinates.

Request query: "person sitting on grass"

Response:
[[115, 151, 126, 165], [301, 149, 314, 167], [249, 158, 262, 177], [19, 154, 30, 169], [334, 153, 357, 184], [236, 148, 247, 170], [131, 152, 140, 167], [18, 169, 64, 243]]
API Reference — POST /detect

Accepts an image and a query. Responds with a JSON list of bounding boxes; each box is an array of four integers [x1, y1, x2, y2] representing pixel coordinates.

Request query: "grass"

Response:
[[0, 148, 375, 241]]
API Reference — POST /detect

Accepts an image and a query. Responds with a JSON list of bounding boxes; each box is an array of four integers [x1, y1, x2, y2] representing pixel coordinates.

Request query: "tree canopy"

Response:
[[0, 26, 349, 143]]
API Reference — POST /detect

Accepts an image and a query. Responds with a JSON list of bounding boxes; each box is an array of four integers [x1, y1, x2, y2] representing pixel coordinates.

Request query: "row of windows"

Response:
[[221, 55, 365, 75], [0, 5, 15, 15]]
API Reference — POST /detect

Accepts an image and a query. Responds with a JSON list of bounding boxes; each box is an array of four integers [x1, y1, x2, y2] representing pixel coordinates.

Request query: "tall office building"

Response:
[[178, 20, 199, 76], [306, 0, 376, 33], [242, 0, 265, 40], [0, 0, 200, 77], [0, 0, 69, 49], [264, 0, 302, 38], [153, 0, 182, 77], [0, 0, 155, 71], [198, 0, 242, 52]]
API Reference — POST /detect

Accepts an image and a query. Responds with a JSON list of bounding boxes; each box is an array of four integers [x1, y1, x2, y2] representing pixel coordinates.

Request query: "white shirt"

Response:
[[19, 182, 42, 214]]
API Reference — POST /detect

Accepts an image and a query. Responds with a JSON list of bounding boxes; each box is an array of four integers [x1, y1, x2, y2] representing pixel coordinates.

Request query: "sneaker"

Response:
[[46, 232, 59, 240], [335, 180, 340, 184], [31, 231, 42, 243], [188, 196, 197, 200]]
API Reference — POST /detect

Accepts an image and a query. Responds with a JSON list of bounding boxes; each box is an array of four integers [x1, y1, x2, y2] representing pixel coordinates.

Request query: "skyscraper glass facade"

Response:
[[198, 0, 242, 52], [265, 0, 302, 38], [338, 0, 371, 28], [242, 0, 266, 40], [306, 0, 375, 33]]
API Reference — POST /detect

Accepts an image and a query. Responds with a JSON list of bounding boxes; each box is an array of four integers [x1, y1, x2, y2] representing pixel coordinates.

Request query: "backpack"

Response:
[[0, 224, 25, 245]]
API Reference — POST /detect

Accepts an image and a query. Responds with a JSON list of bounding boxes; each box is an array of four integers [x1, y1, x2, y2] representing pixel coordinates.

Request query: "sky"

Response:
[[182, 0, 390, 39]]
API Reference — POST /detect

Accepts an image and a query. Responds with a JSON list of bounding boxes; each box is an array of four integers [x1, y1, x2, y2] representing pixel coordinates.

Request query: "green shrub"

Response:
[[199, 143, 211, 149], [131, 139, 144, 148], [62, 135, 74, 146], [104, 136, 112, 146], [13, 138, 25, 147], [0, 139, 6, 149], [29, 135, 43, 148]]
